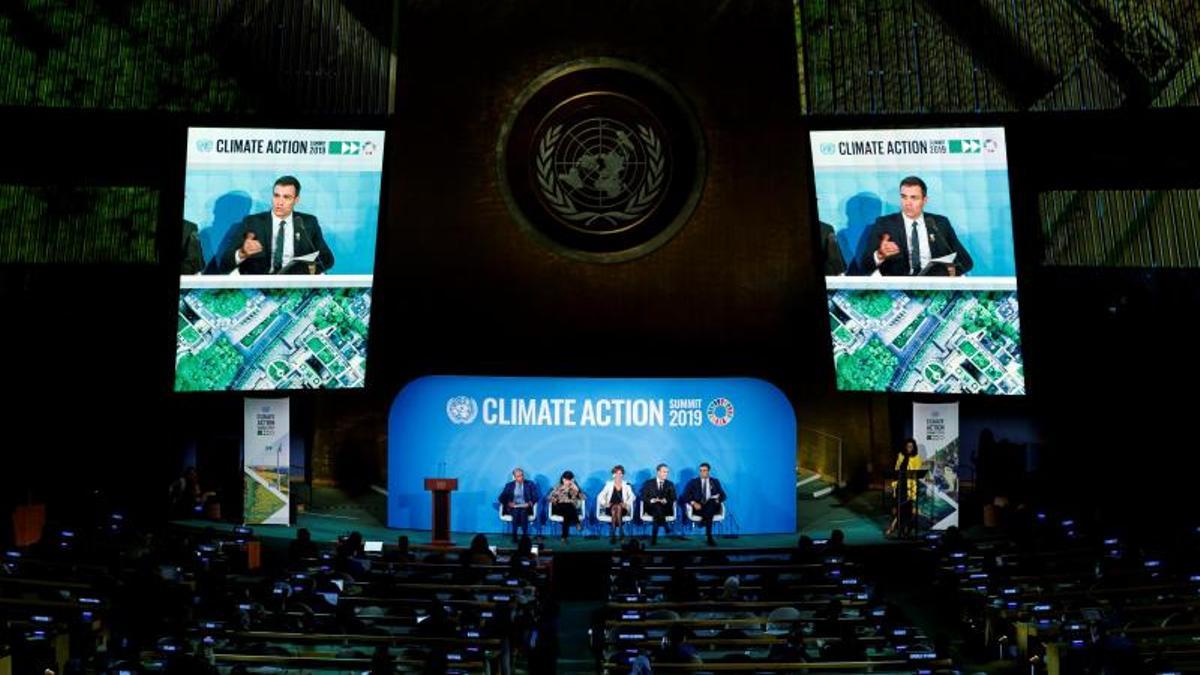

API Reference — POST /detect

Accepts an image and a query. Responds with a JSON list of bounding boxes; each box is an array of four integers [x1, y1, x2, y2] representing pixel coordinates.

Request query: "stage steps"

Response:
[[796, 467, 836, 499]]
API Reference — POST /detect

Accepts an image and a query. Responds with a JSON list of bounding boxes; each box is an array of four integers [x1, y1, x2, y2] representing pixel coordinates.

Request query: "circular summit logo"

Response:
[[706, 397, 735, 427], [498, 59, 706, 262], [445, 396, 478, 425]]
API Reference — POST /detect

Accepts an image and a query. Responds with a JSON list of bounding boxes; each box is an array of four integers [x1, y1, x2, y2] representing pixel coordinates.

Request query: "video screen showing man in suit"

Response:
[[808, 126, 1025, 395], [175, 127, 384, 392], [860, 176, 973, 277], [216, 176, 335, 275]]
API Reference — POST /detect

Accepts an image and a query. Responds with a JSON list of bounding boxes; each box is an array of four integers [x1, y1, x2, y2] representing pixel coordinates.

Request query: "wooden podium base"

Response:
[[424, 478, 458, 546]]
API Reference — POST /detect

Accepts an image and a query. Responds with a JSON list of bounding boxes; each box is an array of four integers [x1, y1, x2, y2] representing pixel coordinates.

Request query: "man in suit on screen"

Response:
[[215, 175, 335, 275], [858, 176, 973, 277]]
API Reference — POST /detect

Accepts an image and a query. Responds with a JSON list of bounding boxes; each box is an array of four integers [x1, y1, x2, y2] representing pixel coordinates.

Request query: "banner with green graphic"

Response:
[[913, 402, 959, 531], [243, 398, 290, 525]]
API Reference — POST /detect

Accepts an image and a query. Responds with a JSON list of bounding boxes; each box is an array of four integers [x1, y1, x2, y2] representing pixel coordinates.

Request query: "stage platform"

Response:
[[175, 484, 909, 551]]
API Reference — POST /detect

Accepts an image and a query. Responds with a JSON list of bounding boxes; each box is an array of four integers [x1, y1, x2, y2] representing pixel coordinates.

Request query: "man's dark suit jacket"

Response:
[[216, 211, 335, 275], [820, 221, 847, 276], [858, 212, 973, 276], [181, 219, 205, 275], [681, 476, 727, 506], [497, 480, 539, 517], [640, 478, 677, 507]]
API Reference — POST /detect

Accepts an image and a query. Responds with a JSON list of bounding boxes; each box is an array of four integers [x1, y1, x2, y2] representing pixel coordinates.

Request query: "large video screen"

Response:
[[810, 127, 1024, 395], [175, 128, 385, 391]]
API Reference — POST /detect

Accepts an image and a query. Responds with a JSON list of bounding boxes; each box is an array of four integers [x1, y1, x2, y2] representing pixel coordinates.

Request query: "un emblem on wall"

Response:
[[499, 59, 706, 262]]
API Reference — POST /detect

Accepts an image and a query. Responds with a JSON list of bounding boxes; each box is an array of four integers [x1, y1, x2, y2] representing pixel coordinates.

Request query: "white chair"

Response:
[[596, 496, 633, 527], [685, 501, 726, 536], [548, 497, 585, 532], [638, 500, 678, 530], [498, 501, 537, 535]]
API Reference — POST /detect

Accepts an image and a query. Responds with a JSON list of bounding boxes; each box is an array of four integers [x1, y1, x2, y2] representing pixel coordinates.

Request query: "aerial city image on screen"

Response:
[[176, 287, 371, 391], [829, 289, 1023, 395]]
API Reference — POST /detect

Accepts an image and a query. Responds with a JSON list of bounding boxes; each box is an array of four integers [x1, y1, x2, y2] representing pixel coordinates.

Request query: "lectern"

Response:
[[423, 478, 458, 545]]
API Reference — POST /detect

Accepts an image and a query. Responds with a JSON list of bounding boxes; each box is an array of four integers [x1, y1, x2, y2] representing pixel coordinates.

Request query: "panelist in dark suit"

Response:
[[858, 176, 973, 277], [498, 467, 539, 543], [681, 462, 727, 546], [181, 219, 205, 275], [215, 175, 335, 275], [640, 463, 677, 545], [820, 220, 847, 276]]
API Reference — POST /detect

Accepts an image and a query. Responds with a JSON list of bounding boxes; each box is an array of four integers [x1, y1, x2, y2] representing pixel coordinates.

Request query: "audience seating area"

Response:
[[597, 541, 953, 673], [930, 511, 1200, 673], [0, 515, 554, 674], [7, 506, 1200, 674]]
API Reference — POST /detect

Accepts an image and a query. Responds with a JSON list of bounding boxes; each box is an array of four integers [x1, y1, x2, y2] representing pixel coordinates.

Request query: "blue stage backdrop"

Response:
[[388, 376, 798, 535]]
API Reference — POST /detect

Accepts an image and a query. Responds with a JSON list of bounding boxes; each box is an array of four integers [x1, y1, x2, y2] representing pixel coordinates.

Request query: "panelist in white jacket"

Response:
[[598, 464, 635, 544]]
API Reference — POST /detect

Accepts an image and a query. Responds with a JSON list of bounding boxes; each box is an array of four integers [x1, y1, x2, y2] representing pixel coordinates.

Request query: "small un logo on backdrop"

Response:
[[499, 59, 706, 262], [445, 396, 478, 425]]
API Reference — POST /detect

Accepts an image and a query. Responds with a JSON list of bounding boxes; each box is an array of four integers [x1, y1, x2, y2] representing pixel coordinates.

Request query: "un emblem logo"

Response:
[[499, 59, 706, 262], [536, 119, 665, 229], [445, 396, 478, 425], [195, 139, 214, 153]]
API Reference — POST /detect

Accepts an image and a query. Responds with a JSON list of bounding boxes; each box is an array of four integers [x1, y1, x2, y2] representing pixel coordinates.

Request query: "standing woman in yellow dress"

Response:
[[886, 438, 923, 537]]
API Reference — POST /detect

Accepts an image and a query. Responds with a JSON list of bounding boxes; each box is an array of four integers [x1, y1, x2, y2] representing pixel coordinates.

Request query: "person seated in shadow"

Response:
[[666, 563, 699, 602], [466, 533, 497, 565], [288, 528, 320, 563], [335, 531, 366, 575], [818, 598, 866, 661], [652, 624, 702, 664], [458, 533, 496, 583], [940, 525, 964, 549], [789, 535, 817, 563], [715, 575, 742, 601], [767, 623, 809, 664], [509, 534, 536, 577], [820, 627, 865, 661], [368, 643, 394, 674], [385, 534, 415, 564], [168, 466, 216, 518], [827, 529, 847, 554], [611, 560, 643, 596]]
